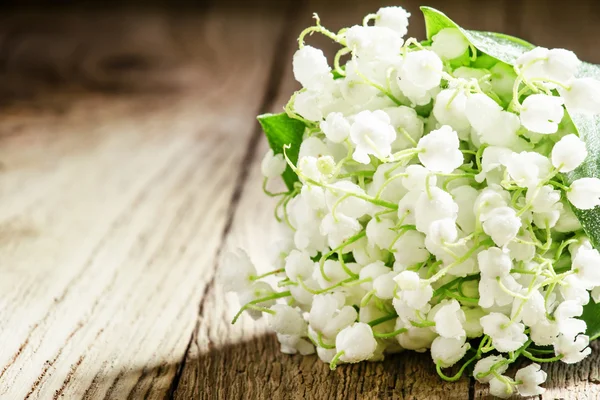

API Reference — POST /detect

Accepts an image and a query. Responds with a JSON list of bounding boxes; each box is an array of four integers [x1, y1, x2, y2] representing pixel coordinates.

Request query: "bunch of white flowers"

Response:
[[220, 6, 600, 398]]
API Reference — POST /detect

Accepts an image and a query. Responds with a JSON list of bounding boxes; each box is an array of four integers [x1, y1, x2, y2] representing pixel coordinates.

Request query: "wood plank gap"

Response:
[[165, 1, 301, 397], [468, 374, 475, 400]]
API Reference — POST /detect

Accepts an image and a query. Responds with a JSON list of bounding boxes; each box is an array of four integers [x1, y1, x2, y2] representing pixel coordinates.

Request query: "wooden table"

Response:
[[1, 1, 600, 398]]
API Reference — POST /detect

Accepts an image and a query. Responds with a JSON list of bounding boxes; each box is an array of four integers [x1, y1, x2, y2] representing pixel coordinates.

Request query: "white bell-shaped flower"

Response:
[[572, 247, 600, 289], [294, 90, 324, 121], [480, 312, 528, 352], [325, 181, 371, 219], [217, 249, 257, 293], [396, 324, 437, 351], [474, 185, 510, 220], [299, 136, 331, 160], [320, 112, 351, 143], [238, 282, 275, 319], [530, 318, 560, 346], [515, 363, 547, 397], [372, 271, 398, 299], [466, 93, 520, 147], [336, 322, 378, 363], [309, 293, 358, 338], [479, 275, 522, 309], [268, 304, 307, 336], [481, 206, 521, 247], [475, 146, 512, 183], [559, 275, 590, 305], [432, 299, 466, 339], [513, 290, 546, 327], [431, 28, 469, 60], [567, 177, 600, 210], [394, 270, 434, 310], [293, 45, 331, 90], [415, 187, 459, 234], [276, 333, 315, 356], [359, 261, 390, 290], [520, 94, 564, 134], [313, 259, 359, 289], [478, 247, 512, 279], [490, 63, 518, 101], [301, 184, 326, 210], [425, 218, 458, 255], [461, 307, 484, 338], [489, 376, 516, 399], [451, 185, 479, 234], [554, 300, 586, 339], [560, 77, 600, 115], [516, 47, 580, 84], [284, 249, 315, 282], [400, 50, 443, 90], [375, 6, 411, 37], [383, 106, 424, 151], [465, 93, 502, 131], [320, 212, 362, 249], [554, 334, 591, 364], [430, 336, 470, 367], [402, 165, 437, 192], [506, 231, 536, 262], [551, 134, 587, 172], [261, 149, 287, 178], [368, 163, 408, 203], [397, 190, 420, 226], [417, 125, 463, 173], [432, 89, 470, 132], [349, 110, 397, 164], [366, 218, 396, 249], [345, 25, 403, 59], [504, 151, 552, 188], [396, 76, 434, 106], [526, 185, 561, 213], [392, 230, 430, 267], [473, 355, 508, 383], [298, 155, 334, 183]]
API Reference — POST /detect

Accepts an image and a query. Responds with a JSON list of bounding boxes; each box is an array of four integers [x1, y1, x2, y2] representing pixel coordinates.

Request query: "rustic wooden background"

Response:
[[1, 0, 600, 399]]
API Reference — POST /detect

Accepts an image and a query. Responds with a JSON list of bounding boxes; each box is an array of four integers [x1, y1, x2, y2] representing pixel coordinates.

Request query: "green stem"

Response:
[[522, 350, 563, 363], [231, 291, 292, 324], [368, 313, 398, 327], [373, 328, 407, 338], [251, 268, 284, 281], [330, 351, 345, 370]]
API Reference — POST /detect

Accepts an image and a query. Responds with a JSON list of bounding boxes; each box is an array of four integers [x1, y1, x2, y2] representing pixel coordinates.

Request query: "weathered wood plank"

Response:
[[0, 4, 288, 399]]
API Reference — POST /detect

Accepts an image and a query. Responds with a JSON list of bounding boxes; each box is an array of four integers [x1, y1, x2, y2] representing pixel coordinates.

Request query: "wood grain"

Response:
[[0, 3, 289, 399], [1, 1, 599, 399]]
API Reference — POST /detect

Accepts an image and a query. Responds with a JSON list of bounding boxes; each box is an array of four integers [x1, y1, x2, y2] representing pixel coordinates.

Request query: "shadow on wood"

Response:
[[171, 333, 600, 399]]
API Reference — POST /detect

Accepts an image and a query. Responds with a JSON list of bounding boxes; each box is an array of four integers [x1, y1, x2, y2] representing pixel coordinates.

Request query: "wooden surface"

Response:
[[1, 1, 600, 399]]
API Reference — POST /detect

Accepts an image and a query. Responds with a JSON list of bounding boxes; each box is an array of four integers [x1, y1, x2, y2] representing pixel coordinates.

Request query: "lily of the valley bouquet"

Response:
[[219, 6, 600, 398]]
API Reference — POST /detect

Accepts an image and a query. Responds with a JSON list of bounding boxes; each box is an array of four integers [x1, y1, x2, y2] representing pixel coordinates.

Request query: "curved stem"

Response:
[[330, 351, 345, 370], [231, 291, 292, 324]]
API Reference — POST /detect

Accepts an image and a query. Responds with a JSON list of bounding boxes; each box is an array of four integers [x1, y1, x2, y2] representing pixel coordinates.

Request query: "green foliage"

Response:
[[421, 6, 534, 64], [257, 113, 306, 191]]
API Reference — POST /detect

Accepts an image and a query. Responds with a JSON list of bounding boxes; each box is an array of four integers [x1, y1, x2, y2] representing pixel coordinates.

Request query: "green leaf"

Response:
[[561, 62, 600, 335], [421, 6, 534, 65], [563, 63, 600, 250], [257, 113, 306, 191], [581, 297, 600, 340]]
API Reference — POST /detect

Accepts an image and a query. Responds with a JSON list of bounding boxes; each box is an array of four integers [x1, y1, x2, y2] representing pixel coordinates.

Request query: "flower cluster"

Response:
[[220, 6, 600, 398]]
